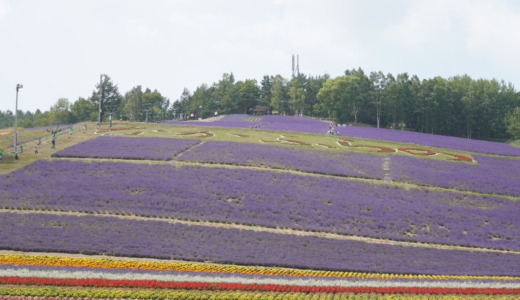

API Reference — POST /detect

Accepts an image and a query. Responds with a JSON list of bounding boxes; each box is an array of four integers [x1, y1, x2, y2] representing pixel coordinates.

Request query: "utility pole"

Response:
[[14, 83, 23, 160]]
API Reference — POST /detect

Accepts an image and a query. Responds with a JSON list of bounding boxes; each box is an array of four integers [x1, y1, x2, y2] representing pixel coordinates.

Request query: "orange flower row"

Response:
[[1, 254, 517, 281]]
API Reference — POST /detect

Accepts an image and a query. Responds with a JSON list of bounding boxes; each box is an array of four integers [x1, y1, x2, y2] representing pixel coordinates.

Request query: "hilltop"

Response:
[[0, 115, 519, 299]]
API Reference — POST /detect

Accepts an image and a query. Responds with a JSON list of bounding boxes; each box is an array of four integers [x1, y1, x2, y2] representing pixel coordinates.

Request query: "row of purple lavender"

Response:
[[1, 160, 517, 250], [52, 136, 520, 196], [163, 114, 520, 156], [52, 136, 201, 160], [0, 212, 518, 276], [163, 114, 330, 134], [337, 125, 520, 156]]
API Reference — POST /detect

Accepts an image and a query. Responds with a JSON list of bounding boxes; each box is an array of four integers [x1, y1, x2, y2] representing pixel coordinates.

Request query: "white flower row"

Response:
[[1, 268, 519, 289]]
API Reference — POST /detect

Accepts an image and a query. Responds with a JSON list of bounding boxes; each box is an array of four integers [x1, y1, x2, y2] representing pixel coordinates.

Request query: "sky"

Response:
[[1, 0, 520, 113]]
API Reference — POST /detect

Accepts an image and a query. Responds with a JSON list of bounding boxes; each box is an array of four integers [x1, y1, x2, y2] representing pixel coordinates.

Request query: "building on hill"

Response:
[[250, 106, 271, 115]]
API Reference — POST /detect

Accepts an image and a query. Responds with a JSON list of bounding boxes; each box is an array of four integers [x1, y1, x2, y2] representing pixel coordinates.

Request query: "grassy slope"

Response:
[[3, 120, 504, 175], [1, 121, 519, 298]]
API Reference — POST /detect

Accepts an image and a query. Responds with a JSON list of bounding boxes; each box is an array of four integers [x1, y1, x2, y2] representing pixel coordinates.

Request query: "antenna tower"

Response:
[[292, 54, 300, 78]]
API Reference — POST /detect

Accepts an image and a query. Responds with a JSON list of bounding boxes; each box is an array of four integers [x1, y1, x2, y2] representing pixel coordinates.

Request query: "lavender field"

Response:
[[0, 160, 518, 250], [52, 136, 201, 160], [390, 154, 520, 196], [163, 114, 329, 134], [340, 125, 520, 156], [0, 212, 518, 276], [177, 140, 385, 179], [2, 115, 520, 286], [50, 136, 520, 195]]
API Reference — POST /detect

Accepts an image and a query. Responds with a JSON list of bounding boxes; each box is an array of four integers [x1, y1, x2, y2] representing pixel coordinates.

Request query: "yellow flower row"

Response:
[[0, 286, 514, 300], [1, 254, 518, 281]]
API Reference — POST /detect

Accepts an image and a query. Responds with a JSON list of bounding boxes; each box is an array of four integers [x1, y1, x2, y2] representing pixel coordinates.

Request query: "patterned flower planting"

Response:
[[339, 125, 520, 156]]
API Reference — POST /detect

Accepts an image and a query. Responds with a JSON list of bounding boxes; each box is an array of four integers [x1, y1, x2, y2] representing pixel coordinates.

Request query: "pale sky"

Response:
[[1, 0, 520, 113]]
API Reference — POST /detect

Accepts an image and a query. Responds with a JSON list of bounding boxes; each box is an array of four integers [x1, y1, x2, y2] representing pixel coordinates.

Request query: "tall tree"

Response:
[[259, 75, 272, 107], [89, 74, 123, 123], [236, 79, 260, 114], [288, 75, 306, 115], [270, 75, 288, 115], [317, 75, 363, 123], [213, 73, 237, 114], [369, 71, 388, 128], [305, 74, 328, 117], [506, 107, 520, 139], [123, 86, 144, 121]]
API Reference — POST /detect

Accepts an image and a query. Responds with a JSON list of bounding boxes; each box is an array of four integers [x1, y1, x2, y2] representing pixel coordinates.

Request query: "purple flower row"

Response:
[[339, 125, 520, 156], [52, 136, 201, 160], [177, 140, 520, 196], [390, 154, 520, 196], [176, 140, 384, 179], [1, 212, 518, 276], [52, 136, 520, 196], [163, 114, 330, 134], [1, 160, 518, 250]]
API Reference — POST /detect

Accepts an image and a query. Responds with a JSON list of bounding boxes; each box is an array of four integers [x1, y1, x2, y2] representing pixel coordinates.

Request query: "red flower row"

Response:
[[338, 139, 473, 162], [1, 276, 518, 295]]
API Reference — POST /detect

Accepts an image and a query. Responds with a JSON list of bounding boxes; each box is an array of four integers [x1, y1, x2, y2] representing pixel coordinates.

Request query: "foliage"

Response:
[[506, 107, 520, 139]]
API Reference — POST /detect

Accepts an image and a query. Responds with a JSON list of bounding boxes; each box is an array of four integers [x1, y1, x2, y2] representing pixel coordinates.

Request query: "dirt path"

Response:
[[1, 208, 517, 255]]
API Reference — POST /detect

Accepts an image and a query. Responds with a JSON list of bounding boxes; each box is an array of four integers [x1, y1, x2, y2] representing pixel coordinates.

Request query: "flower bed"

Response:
[[176, 131, 214, 138], [390, 154, 520, 196], [164, 114, 329, 134], [52, 136, 200, 160], [0, 213, 519, 276], [0, 160, 518, 250], [177, 140, 384, 179], [339, 125, 520, 156]]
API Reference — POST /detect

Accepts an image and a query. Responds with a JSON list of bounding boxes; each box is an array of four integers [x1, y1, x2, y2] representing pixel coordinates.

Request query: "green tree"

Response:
[[506, 107, 520, 139], [0, 110, 14, 129], [143, 88, 170, 121], [345, 68, 372, 123], [236, 79, 260, 114], [305, 74, 328, 117], [49, 98, 73, 125], [213, 73, 237, 114], [89, 74, 123, 123], [270, 75, 288, 114], [123, 86, 144, 121], [317, 75, 364, 124], [369, 71, 388, 128], [259, 75, 272, 107], [71, 97, 96, 122], [288, 75, 306, 115]]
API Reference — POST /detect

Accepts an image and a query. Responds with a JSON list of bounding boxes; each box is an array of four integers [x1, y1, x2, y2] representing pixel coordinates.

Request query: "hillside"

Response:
[[0, 115, 519, 299]]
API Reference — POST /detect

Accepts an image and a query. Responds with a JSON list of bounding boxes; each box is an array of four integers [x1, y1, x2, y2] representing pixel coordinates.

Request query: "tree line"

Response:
[[0, 74, 170, 129], [1, 69, 520, 141], [174, 69, 520, 141]]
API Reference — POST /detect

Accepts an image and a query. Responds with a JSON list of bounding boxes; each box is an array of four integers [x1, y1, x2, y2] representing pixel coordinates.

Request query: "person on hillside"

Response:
[[0, 152, 2, 160]]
